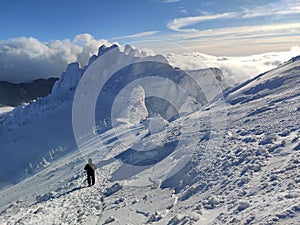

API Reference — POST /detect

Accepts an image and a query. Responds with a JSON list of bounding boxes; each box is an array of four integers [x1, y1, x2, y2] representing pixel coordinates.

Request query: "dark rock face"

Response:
[[0, 78, 58, 107]]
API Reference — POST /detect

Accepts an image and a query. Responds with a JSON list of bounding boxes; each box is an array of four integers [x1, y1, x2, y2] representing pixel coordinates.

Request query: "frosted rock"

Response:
[[52, 62, 82, 93]]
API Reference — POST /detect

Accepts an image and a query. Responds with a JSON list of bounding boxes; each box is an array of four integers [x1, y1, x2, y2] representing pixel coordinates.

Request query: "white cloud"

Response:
[[159, 0, 180, 3], [173, 23, 300, 40], [167, 0, 300, 33], [0, 34, 114, 83], [167, 13, 238, 32], [113, 31, 159, 40], [242, 1, 300, 18], [180, 8, 187, 14], [155, 22, 300, 55], [1, 31, 299, 86], [164, 46, 300, 85]]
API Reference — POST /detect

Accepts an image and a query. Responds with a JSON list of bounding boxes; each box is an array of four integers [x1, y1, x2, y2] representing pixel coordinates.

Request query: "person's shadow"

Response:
[[95, 140, 179, 181], [56, 186, 86, 199]]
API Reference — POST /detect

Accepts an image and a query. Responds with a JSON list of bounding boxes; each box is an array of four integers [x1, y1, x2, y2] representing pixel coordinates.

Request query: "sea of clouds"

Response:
[[164, 45, 300, 85], [0, 33, 299, 85]]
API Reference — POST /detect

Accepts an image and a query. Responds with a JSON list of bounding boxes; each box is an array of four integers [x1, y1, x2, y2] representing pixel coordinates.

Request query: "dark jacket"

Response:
[[84, 163, 96, 175]]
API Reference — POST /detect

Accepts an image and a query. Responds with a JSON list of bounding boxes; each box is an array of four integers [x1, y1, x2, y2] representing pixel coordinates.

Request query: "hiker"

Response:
[[84, 158, 97, 186]]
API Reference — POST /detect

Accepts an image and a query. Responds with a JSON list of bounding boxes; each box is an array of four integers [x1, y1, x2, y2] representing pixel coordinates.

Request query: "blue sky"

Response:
[[0, 0, 300, 82], [1, 0, 299, 55]]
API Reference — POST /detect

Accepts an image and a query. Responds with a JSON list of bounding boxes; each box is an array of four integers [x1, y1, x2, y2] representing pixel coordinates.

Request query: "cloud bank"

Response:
[[164, 45, 300, 85], [0, 34, 113, 83], [0, 33, 299, 86]]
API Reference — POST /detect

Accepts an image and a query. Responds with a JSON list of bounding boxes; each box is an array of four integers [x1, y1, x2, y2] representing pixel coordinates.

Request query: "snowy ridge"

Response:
[[0, 49, 299, 224], [225, 53, 300, 104], [0, 44, 226, 187]]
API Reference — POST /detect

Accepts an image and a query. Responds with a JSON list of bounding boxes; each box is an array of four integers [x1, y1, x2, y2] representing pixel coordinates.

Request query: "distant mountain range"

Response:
[[0, 78, 58, 107]]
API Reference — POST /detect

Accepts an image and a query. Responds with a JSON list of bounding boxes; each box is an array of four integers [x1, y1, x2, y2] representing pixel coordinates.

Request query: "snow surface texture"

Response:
[[0, 44, 226, 187], [0, 46, 299, 224]]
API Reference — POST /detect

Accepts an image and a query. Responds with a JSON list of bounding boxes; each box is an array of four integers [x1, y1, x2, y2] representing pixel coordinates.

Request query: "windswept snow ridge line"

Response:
[[0, 44, 221, 187], [71, 44, 227, 188]]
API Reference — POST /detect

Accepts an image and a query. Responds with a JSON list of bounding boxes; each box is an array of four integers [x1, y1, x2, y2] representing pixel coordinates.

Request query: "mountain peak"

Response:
[[288, 55, 300, 63], [51, 62, 83, 93], [97, 44, 119, 57]]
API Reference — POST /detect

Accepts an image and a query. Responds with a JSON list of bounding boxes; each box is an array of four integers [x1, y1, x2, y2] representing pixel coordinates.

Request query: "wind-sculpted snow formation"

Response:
[[0, 44, 224, 186], [0, 46, 299, 225]]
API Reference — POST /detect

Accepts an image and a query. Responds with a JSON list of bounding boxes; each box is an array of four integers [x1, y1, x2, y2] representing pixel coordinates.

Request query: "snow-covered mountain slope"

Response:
[[224, 55, 300, 105], [0, 51, 299, 224], [0, 45, 226, 188]]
